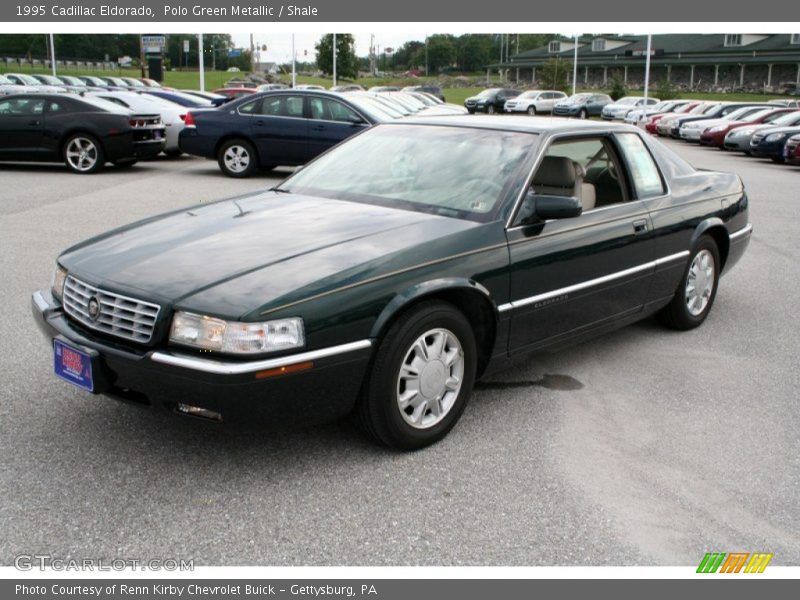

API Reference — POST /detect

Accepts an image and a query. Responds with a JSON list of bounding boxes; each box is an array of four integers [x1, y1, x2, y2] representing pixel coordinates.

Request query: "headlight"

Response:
[[52, 265, 67, 301], [732, 128, 754, 137], [169, 311, 305, 354], [708, 126, 726, 133], [765, 133, 786, 142]]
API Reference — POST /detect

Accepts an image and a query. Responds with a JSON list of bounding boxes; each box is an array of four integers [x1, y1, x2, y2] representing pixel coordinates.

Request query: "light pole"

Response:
[[291, 34, 296, 88], [643, 34, 652, 101], [49, 34, 56, 76], [198, 33, 205, 91], [332, 33, 337, 86], [572, 33, 579, 95]]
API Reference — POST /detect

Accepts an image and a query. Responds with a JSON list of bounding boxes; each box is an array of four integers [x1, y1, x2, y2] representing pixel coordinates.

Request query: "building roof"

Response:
[[492, 34, 800, 68]]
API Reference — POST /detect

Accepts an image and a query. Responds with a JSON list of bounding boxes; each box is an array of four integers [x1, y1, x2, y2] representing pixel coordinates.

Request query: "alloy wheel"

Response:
[[65, 137, 98, 172], [396, 328, 464, 429], [223, 145, 251, 173], [685, 249, 715, 316]]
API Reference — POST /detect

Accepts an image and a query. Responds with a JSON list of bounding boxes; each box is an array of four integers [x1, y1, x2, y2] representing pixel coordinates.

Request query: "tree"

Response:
[[412, 35, 456, 73], [539, 58, 573, 92], [315, 34, 358, 80], [455, 35, 493, 72], [657, 78, 678, 100], [392, 40, 425, 70], [608, 70, 628, 100]]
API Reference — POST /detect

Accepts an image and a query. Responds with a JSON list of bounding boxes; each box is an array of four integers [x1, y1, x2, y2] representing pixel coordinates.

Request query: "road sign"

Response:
[[183, 40, 190, 53], [141, 35, 166, 55], [228, 48, 242, 58]]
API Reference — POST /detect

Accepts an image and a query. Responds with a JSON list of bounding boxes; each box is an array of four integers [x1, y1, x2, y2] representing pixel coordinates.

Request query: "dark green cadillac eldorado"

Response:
[[33, 116, 752, 450]]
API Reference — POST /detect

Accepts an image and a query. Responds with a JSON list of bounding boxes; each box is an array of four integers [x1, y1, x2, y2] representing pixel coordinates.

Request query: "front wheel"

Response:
[[657, 236, 720, 330], [356, 300, 477, 450], [527, 105, 537, 116], [63, 134, 105, 174], [217, 139, 257, 178], [485, 104, 495, 114], [578, 108, 588, 119]]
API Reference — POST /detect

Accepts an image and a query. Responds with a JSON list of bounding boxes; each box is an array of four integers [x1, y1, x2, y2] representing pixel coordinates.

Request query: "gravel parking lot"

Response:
[[1, 142, 798, 566]]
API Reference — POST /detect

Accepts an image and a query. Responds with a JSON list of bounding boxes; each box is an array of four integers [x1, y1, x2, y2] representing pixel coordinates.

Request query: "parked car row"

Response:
[[641, 98, 800, 165]]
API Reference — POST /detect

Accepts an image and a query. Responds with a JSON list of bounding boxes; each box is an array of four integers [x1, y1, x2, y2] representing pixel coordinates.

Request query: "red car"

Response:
[[785, 134, 800, 165], [645, 102, 701, 134], [212, 87, 256, 100], [700, 108, 799, 147]]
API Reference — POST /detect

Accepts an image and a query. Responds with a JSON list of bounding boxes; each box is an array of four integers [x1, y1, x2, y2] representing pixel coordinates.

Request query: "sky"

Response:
[[231, 32, 446, 63]]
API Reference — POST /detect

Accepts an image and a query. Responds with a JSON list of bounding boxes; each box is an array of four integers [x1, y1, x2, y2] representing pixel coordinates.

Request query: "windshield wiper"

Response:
[[268, 186, 291, 193]]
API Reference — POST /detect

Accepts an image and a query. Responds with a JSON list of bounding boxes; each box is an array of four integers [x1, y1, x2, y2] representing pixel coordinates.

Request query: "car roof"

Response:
[[393, 114, 643, 134]]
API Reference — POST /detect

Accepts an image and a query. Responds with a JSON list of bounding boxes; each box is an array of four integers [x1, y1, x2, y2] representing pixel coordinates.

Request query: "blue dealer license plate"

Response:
[[53, 339, 94, 392]]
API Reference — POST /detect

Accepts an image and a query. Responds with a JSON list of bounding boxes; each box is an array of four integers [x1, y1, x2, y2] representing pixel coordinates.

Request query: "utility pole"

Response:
[[250, 33, 255, 73], [198, 33, 205, 91], [425, 35, 428, 76], [332, 33, 337, 86]]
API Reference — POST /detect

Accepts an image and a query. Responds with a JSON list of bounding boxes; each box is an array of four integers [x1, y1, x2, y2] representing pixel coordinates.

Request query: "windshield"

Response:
[[279, 124, 537, 222], [518, 91, 540, 99], [60, 76, 85, 86], [346, 96, 398, 121], [476, 88, 501, 98], [16, 74, 41, 85], [370, 94, 412, 116], [37, 75, 62, 85], [616, 97, 639, 105], [565, 94, 591, 104], [773, 111, 800, 126], [0, 75, 11, 84]]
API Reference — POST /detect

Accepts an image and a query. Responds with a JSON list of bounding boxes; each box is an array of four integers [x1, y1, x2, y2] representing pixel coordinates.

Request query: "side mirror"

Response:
[[531, 193, 582, 220]]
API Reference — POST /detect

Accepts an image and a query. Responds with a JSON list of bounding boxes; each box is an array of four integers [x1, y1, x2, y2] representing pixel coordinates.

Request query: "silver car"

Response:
[[723, 110, 800, 152]]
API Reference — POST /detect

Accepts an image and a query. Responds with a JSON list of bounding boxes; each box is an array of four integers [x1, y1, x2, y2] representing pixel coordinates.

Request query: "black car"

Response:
[[34, 118, 751, 449], [0, 94, 165, 173], [179, 90, 388, 177], [749, 126, 800, 162], [402, 85, 446, 102], [464, 88, 520, 114]]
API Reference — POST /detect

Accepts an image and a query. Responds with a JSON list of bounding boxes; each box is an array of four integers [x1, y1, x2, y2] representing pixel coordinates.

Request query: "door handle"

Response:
[[28, 119, 40, 126], [633, 219, 649, 234]]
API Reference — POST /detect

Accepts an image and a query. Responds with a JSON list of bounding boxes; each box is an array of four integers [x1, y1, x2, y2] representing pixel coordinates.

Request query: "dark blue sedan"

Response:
[[140, 89, 213, 108], [179, 90, 389, 177]]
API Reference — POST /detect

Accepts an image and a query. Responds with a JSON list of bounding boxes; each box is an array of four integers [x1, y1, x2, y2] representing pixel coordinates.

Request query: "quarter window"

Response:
[[257, 95, 304, 118], [615, 133, 666, 199]]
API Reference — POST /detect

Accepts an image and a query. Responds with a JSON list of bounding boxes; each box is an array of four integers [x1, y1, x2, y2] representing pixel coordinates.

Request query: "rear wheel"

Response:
[[527, 105, 537, 116], [164, 149, 183, 158], [356, 300, 477, 450], [63, 134, 105, 174], [218, 139, 257, 178], [485, 104, 495, 114], [657, 236, 720, 330]]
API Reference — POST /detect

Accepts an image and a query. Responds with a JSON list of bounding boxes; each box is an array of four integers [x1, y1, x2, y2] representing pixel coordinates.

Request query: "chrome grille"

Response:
[[62, 276, 160, 343]]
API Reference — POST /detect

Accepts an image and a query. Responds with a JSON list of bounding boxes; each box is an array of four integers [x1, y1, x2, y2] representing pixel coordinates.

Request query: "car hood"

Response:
[[755, 126, 800, 137], [58, 191, 480, 318]]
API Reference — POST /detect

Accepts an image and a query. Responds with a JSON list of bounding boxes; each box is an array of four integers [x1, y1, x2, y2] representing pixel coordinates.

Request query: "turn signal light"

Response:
[[254, 361, 313, 380], [183, 112, 196, 127]]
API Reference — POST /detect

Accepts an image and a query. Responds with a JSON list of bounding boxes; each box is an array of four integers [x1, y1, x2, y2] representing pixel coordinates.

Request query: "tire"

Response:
[[527, 105, 537, 116], [657, 236, 721, 330], [217, 139, 257, 178], [771, 156, 785, 164], [486, 104, 496, 114], [356, 300, 477, 450], [578, 108, 588, 119], [260, 164, 277, 173], [744, 151, 752, 156], [164, 149, 183, 158], [113, 159, 137, 169], [63, 133, 105, 174]]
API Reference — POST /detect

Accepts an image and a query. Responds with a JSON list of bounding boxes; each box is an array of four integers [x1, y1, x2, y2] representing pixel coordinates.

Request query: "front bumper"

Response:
[[553, 107, 580, 117], [32, 290, 372, 426], [723, 136, 752, 151], [679, 128, 703, 141], [751, 140, 786, 159]]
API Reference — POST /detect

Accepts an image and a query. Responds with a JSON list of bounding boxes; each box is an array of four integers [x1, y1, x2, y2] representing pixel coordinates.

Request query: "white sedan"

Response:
[[84, 90, 188, 155], [504, 90, 567, 115]]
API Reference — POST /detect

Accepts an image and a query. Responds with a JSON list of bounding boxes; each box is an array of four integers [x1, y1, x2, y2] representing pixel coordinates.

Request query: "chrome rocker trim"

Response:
[[150, 340, 373, 375], [729, 223, 753, 241], [497, 251, 690, 313]]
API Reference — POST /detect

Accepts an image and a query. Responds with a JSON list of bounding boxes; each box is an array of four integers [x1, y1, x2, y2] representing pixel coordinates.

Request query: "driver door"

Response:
[[504, 134, 656, 353]]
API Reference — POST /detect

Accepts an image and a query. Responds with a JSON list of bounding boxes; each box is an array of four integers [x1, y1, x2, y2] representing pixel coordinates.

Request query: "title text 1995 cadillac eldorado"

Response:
[[32, 117, 752, 450]]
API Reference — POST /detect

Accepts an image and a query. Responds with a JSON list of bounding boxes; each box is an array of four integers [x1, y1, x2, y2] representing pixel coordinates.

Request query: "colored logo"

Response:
[[697, 552, 773, 573]]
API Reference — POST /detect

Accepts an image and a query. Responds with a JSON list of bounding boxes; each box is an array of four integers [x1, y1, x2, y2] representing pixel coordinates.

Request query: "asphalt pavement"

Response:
[[1, 143, 798, 566]]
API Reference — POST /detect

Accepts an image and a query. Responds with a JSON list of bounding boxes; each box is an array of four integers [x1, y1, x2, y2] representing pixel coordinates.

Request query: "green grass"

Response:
[[6, 63, 796, 104]]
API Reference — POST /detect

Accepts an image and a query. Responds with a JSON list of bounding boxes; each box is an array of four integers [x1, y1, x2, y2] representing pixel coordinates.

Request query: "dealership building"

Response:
[[490, 34, 800, 92]]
